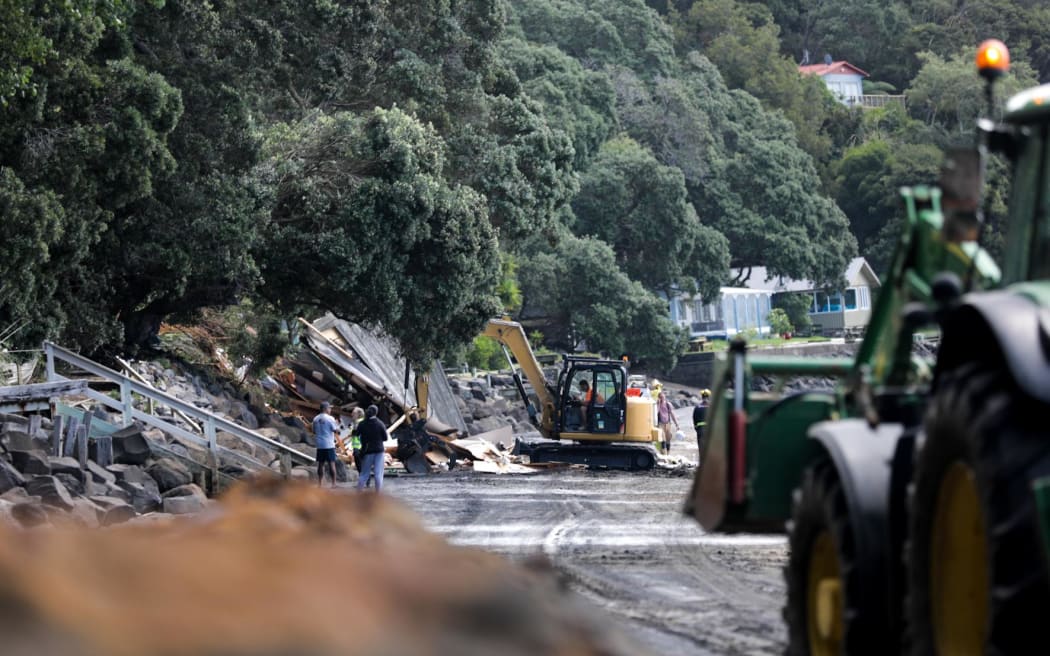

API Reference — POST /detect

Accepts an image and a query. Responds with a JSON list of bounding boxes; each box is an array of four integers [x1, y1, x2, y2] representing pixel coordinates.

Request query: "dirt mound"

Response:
[[0, 479, 634, 656]]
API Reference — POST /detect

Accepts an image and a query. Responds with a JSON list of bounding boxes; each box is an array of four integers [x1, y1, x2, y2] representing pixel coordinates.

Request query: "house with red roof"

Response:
[[799, 57, 904, 109], [799, 60, 868, 105]]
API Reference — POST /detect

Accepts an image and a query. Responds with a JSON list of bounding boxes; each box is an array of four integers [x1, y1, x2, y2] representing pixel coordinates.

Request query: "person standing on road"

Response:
[[312, 401, 340, 488], [349, 406, 365, 475], [356, 404, 389, 492], [693, 389, 711, 462], [656, 391, 678, 456]]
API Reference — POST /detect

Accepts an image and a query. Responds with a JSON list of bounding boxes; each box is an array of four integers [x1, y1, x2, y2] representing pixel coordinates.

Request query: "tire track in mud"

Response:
[[539, 489, 786, 655], [387, 469, 787, 656]]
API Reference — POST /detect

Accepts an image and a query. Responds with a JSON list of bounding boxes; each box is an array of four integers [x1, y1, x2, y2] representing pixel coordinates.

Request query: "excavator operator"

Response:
[[577, 379, 604, 429]]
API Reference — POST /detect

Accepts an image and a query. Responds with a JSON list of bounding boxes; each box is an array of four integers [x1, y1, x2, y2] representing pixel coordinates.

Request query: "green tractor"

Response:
[[685, 40, 1050, 654]]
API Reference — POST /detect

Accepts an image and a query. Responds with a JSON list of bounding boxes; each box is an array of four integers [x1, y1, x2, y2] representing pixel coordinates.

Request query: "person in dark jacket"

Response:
[[356, 405, 389, 492], [693, 389, 711, 461]]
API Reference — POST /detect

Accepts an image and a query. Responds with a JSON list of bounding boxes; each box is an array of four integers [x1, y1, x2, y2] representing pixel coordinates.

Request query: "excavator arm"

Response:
[[482, 319, 557, 436]]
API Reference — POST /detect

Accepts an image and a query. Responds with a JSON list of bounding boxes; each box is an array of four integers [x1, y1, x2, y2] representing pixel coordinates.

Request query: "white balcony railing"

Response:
[[842, 94, 906, 109]]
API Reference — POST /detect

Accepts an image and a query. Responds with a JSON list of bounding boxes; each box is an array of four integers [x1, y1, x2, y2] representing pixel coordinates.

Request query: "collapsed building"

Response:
[[275, 315, 541, 474]]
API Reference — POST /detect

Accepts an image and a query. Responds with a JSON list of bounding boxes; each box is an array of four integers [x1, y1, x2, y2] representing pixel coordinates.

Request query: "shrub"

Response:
[[768, 308, 793, 336], [465, 336, 505, 371]]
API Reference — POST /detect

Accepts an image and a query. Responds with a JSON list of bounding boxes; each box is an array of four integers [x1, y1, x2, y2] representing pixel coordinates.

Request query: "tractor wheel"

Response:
[[784, 461, 862, 656], [906, 365, 1050, 655]]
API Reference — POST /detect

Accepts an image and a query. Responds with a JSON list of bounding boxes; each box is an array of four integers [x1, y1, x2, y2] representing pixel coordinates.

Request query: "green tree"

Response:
[[831, 138, 942, 273], [0, 169, 65, 341], [681, 54, 857, 287], [571, 136, 728, 298], [0, 2, 51, 104], [465, 336, 506, 371], [498, 37, 617, 167], [907, 49, 1038, 136], [255, 108, 501, 366], [906, 0, 1050, 83], [447, 94, 578, 247], [112, 0, 268, 348], [0, 5, 185, 354], [611, 70, 716, 189], [509, 0, 677, 78], [672, 0, 848, 168], [517, 232, 687, 370]]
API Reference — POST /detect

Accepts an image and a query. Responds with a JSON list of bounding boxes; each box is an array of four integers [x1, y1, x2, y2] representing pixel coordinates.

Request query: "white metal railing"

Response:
[[843, 94, 906, 109], [44, 342, 314, 477]]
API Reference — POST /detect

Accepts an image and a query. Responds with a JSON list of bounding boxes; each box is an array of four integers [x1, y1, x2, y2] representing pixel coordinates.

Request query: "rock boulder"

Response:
[[147, 459, 193, 493], [0, 459, 26, 494], [25, 476, 75, 511], [111, 425, 152, 465]]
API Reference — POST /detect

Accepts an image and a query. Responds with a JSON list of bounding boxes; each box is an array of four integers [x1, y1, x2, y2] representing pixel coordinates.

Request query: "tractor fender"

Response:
[[808, 419, 914, 630], [937, 290, 1050, 404]]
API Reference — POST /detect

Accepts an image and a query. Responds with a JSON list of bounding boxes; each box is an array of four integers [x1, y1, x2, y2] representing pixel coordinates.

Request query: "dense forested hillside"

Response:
[[0, 0, 1043, 368]]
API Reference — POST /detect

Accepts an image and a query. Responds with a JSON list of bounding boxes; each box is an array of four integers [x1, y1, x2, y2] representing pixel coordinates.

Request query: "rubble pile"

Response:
[[268, 316, 571, 475], [0, 479, 641, 656]]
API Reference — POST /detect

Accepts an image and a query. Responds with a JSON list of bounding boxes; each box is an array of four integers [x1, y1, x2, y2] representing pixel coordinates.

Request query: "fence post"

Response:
[[76, 425, 88, 470], [51, 415, 64, 457], [205, 417, 218, 495], [120, 380, 133, 428], [93, 436, 113, 467], [63, 416, 81, 458]]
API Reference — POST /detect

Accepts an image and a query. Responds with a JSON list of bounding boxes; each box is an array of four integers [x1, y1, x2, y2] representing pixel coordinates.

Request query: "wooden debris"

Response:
[[471, 460, 537, 475]]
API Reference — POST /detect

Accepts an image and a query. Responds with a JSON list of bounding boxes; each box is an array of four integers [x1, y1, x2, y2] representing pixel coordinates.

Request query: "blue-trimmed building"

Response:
[[668, 257, 881, 338]]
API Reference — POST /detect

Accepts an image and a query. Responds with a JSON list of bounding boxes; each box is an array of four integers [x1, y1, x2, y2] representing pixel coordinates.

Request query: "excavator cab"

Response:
[[558, 360, 626, 435]]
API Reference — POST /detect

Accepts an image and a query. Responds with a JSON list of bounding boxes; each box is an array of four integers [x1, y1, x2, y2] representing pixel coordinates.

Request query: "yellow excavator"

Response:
[[483, 319, 661, 470]]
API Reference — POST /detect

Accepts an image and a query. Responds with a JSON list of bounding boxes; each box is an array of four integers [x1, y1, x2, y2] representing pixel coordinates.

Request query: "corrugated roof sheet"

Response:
[[310, 314, 467, 434]]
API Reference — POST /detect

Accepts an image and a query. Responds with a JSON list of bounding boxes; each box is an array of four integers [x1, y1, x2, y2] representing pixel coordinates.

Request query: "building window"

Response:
[[813, 291, 844, 314], [845, 289, 858, 311], [859, 287, 871, 309]]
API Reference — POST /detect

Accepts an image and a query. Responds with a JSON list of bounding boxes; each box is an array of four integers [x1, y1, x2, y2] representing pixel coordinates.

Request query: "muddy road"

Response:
[[385, 412, 789, 655]]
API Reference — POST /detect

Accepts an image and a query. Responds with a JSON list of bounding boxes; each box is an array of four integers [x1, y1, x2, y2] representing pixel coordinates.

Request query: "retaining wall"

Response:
[[663, 342, 859, 390]]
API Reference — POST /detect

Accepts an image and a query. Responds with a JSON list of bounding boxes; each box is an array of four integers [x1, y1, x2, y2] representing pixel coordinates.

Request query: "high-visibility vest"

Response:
[[350, 419, 363, 450]]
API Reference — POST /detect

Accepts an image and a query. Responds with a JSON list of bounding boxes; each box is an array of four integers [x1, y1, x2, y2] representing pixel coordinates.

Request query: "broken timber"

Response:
[[0, 379, 87, 413]]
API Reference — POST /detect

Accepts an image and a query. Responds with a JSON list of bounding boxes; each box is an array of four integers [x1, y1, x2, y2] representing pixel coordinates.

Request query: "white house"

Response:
[[668, 257, 881, 338], [799, 59, 868, 106]]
